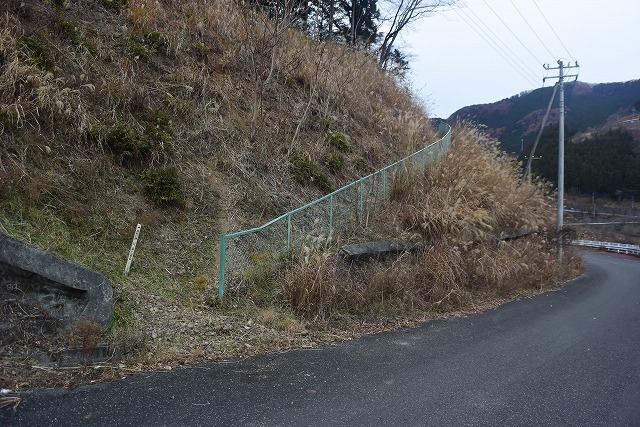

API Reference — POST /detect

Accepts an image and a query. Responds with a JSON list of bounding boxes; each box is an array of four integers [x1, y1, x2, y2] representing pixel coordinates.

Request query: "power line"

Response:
[[508, 0, 556, 60], [530, 0, 576, 62], [452, 6, 540, 87], [453, 7, 537, 87], [480, 0, 544, 66], [464, 4, 542, 83], [457, 5, 541, 84]]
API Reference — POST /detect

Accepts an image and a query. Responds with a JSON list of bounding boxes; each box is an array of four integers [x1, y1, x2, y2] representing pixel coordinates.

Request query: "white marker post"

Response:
[[124, 224, 142, 276]]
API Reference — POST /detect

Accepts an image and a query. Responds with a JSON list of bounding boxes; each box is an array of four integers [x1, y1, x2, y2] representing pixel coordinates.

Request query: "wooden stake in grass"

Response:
[[124, 224, 142, 276]]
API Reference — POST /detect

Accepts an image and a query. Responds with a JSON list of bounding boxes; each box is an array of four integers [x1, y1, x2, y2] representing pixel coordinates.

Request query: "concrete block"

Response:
[[339, 240, 422, 263], [0, 234, 113, 326]]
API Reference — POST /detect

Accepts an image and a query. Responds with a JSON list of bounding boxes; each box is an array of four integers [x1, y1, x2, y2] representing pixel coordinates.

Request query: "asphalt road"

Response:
[[4, 251, 640, 426]]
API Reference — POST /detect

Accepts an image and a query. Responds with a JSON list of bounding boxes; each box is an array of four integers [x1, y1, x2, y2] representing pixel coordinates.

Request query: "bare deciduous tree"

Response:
[[238, 0, 301, 142], [378, 0, 457, 69]]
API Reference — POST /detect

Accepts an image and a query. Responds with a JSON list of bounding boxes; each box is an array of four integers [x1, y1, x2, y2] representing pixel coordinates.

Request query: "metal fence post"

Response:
[[287, 214, 292, 254], [359, 182, 364, 226], [218, 235, 227, 299], [329, 194, 334, 240]]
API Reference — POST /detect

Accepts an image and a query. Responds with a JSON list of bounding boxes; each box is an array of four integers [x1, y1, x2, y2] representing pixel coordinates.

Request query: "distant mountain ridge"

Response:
[[449, 80, 640, 153]]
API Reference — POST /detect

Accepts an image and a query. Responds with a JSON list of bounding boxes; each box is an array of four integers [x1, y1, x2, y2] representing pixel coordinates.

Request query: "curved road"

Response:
[[4, 251, 640, 426]]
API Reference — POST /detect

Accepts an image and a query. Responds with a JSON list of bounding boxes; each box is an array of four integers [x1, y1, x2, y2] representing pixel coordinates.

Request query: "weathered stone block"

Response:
[[339, 241, 422, 263], [0, 234, 113, 326]]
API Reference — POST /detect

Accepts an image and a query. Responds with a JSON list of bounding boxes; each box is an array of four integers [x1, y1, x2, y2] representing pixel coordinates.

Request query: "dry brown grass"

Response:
[[392, 123, 554, 242], [66, 318, 106, 353], [0, 27, 89, 134], [1, 0, 435, 226], [280, 122, 583, 319], [282, 237, 583, 320]]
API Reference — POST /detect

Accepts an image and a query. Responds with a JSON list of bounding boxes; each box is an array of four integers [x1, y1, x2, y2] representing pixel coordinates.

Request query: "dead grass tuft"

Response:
[[0, 394, 22, 411], [391, 123, 553, 243], [282, 253, 337, 319], [66, 318, 106, 353]]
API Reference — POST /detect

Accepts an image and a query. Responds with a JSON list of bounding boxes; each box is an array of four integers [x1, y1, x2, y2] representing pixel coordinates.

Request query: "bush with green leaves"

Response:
[[141, 166, 183, 206], [21, 34, 53, 70], [101, 121, 150, 163], [144, 109, 173, 149], [54, 19, 98, 56], [325, 130, 351, 152], [289, 152, 332, 193], [101, 0, 128, 12], [128, 32, 168, 58], [322, 152, 345, 173], [92, 111, 173, 165]]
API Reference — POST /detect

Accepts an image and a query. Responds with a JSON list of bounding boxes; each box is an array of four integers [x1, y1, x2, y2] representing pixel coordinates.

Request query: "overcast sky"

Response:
[[402, 0, 640, 118]]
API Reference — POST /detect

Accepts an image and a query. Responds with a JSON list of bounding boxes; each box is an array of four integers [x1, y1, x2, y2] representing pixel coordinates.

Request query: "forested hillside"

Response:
[[523, 127, 640, 199], [450, 79, 640, 199], [450, 80, 640, 153]]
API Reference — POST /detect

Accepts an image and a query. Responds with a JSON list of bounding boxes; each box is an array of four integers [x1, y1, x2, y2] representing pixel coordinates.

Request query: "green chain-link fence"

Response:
[[217, 122, 452, 297]]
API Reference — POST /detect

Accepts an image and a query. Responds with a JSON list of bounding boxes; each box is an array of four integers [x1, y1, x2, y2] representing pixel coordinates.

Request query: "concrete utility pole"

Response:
[[543, 60, 579, 233]]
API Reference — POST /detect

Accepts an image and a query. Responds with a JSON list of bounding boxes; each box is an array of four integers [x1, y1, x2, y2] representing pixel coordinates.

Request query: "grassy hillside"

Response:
[[1, 0, 581, 390], [1, 0, 433, 313]]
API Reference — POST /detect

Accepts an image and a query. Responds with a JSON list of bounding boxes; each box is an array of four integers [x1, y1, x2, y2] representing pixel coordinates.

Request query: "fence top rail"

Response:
[[221, 123, 452, 241]]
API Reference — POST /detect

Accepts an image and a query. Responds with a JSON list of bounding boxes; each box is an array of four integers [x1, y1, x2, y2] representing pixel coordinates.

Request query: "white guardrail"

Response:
[[571, 240, 640, 257]]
